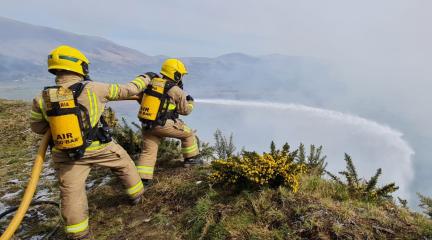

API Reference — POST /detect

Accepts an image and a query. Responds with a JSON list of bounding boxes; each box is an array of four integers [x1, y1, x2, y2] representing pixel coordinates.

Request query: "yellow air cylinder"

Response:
[[43, 87, 85, 150], [49, 114, 83, 149], [138, 78, 166, 121]]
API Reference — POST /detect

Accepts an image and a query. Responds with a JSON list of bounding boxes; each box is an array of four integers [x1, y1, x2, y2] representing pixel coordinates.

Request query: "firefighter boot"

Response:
[[142, 179, 154, 188], [183, 156, 204, 167], [131, 192, 144, 205]]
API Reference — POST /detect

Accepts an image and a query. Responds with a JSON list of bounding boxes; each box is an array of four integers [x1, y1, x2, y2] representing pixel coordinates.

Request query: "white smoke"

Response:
[[194, 98, 415, 200]]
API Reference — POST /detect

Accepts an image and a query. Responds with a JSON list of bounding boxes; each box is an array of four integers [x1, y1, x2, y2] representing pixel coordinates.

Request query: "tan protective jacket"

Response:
[[166, 84, 194, 116], [30, 73, 150, 159], [29, 73, 150, 239]]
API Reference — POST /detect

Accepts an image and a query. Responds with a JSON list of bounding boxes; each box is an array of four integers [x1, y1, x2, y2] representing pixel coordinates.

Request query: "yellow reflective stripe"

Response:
[[113, 84, 119, 99], [137, 166, 154, 175], [127, 180, 144, 196], [183, 126, 191, 133], [182, 142, 198, 154], [109, 84, 115, 99], [132, 77, 146, 90], [109, 84, 120, 100], [30, 110, 43, 120], [86, 141, 109, 151], [87, 89, 99, 127], [65, 218, 89, 234], [132, 79, 143, 90], [38, 98, 47, 120], [92, 91, 98, 127], [188, 103, 194, 110], [168, 103, 176, 111], [52, 141, 108, 152], [86, 89, 94, 126]]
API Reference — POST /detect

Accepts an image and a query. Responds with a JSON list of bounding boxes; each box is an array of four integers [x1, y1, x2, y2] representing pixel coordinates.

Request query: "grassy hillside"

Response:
[[0, 99, 431, 239]]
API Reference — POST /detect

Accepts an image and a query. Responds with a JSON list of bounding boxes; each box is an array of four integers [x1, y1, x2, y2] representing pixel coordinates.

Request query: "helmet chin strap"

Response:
[[81, 61, 91, 81]]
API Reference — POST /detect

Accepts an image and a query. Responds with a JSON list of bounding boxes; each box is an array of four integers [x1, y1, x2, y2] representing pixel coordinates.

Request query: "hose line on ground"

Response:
[[0, 200, 61, 240], [0, 130, 51, 240]]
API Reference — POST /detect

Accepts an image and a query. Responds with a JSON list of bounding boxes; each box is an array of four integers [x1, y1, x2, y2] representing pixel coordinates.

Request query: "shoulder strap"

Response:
[[68, 82, 88, 99], [164, 81, 177, 94]]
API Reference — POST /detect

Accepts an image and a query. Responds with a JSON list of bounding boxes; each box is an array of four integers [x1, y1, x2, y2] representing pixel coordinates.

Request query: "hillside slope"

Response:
[[0, 99, 431, 239], [0, 16, 339, 105]]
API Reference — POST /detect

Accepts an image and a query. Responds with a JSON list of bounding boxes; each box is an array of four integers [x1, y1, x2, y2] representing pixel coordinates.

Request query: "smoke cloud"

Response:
[[192, 99, 415, 200]]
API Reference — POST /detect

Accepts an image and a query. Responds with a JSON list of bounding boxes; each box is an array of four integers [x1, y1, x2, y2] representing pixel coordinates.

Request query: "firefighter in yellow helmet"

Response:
[[136, 58, 202, 184], [29, 45, 151, 239]]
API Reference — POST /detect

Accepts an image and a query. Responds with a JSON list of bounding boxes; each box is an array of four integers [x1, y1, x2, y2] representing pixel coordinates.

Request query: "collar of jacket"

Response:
[[55, 73, 84, 87]]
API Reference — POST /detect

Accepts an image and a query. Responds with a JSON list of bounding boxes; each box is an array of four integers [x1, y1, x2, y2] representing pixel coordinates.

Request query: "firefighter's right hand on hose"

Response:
[[186, 95, 194, 102]]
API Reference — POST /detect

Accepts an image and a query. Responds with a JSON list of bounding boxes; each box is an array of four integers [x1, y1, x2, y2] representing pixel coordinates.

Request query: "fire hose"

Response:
[[0, 97, 142, 240], [1, 130, 51, 240]]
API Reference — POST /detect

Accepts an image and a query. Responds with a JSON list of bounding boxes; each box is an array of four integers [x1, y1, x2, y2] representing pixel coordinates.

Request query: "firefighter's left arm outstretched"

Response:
[[102, 75, 151, 102]]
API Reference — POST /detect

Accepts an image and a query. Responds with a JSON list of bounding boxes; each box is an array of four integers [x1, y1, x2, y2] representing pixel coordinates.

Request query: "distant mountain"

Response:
[[0, 16, 341, 105], [0, 16, 163, 84]]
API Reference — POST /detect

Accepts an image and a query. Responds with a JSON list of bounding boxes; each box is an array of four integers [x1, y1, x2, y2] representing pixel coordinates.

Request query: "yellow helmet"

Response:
[[47, 45, 90, 76], [160, 58, 188, 81]]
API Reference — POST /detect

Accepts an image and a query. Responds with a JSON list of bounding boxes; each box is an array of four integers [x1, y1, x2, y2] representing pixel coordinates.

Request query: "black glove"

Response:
[[177, 80, 184, 89], [145, 72, 159, 79], [186, 95, 194, 101]]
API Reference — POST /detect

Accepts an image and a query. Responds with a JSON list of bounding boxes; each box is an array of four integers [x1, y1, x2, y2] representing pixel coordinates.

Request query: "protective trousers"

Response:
[[136, 119, 199, 179], [53, 141, 144, 239]]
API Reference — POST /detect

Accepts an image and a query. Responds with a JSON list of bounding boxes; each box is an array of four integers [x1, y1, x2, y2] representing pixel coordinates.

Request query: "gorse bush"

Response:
[[327, 154, 399, 201], [418, 193, 432, 218], [296, 143, 327, 176], [213, 129, 236, 159], [104, 107, 182, 163], [210, 144, 305, 192]]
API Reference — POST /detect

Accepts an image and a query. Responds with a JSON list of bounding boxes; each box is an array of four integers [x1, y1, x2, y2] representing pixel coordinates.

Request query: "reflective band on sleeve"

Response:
[[188, 103, 194, 110], [127, 180, 144, 196], [183, 126, 191, 133], [38, 98, 47, 120], [65, 218, 89, 234], [168, 103, 176, 111], [132, 77, 146, 90], [182, 143, 198, 154], [109, 84, 116, 100], [137, 165, 154, 175], [109, 84, 119, 100], [115, 84, 119, 98], [30, 110, 43, 120]]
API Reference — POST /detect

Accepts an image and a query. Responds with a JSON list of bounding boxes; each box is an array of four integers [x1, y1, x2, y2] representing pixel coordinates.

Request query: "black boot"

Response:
[[69, 232, 92, 240], [142, 179, 153, 188], [184, 156, 204, 167], [131, 193, 143, 205]]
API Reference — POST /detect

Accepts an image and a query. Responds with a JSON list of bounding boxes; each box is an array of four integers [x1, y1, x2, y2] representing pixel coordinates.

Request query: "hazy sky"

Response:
[[0, 0, 430, 58]]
